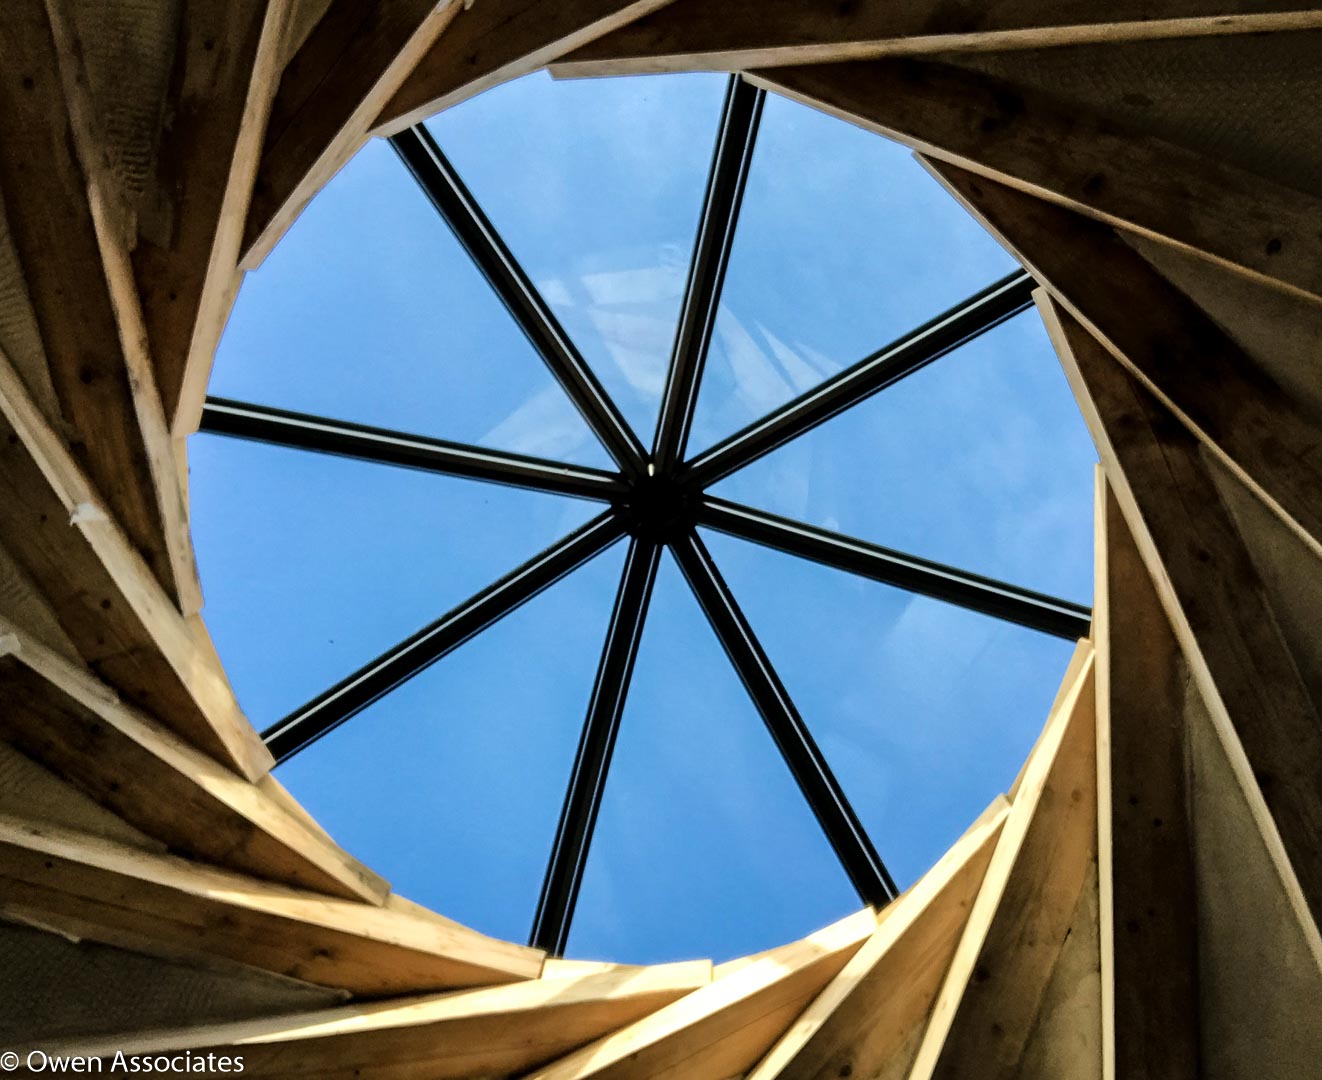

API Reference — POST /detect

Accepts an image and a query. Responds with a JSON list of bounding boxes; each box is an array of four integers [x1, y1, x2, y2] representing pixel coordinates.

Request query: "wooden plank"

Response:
[[44, 963, 710, 1078], [371, 0, 677, 137], [748, 59, 1322, 308], [922, 160, 1322, 564], [0, 814, 544, 996], [554, 0, 1322, 77], [0, 1, 185, 606], [124, 0, 290, 439], [0, 619, 388, 904], [527, 908, 878, 1080], [0, 348, 271, 780], [1093, 471, 1200, 1080], [240, 0, 464, 269], [746, 798, 1009, 1079], [908, 646, 1096, 1080], [1185, 675, 1322, 1076], [1038, 294, 1322, 959]]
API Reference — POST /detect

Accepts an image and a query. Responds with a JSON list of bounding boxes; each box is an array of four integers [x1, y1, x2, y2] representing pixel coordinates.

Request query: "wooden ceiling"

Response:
[[0, 1, 1319, 1076]]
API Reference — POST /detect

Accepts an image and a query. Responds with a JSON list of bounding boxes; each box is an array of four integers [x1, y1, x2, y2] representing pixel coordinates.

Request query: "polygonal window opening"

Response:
[[194, 71, 1095, 961]]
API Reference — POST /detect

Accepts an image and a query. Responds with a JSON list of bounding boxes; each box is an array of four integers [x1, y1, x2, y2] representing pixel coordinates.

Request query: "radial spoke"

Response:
[[652, 76, 764, 471], [683, 270, 1035, 488], [262, 511, 628, 763], [698, 496, 1091, 640], [200, 397, 625, 502], [530, 537, 662, 954], [390, 125, 647, 478], [670, 528, 897, 905]]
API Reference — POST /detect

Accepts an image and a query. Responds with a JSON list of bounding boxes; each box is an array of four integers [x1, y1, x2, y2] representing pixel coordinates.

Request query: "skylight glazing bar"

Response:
[[200, 397, 625, 502], [530, 537, 662, 955], [390, 125, 647, 478], [652, 76, 764, 471], [671, 528, 898, 906], [684, 270, 1035, 488], [262, 511, 629, 763], [698, 496, 1091, 640]]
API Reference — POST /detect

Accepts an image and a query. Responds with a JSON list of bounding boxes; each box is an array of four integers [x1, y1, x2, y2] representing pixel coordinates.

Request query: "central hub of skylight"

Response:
[[620, 470, 695, 542]]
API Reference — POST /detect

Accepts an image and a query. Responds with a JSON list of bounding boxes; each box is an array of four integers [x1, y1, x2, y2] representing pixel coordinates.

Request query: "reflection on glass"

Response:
[[428, 71, 729, 444], [275, 541, 626, 943], [713, 311, 1096, 603], [211, 138, 607, 467], [704, 530, 1076, 888], [689, 91, 1018, 453], [567, 551, 858, 964], [188, 433, 600, 725]]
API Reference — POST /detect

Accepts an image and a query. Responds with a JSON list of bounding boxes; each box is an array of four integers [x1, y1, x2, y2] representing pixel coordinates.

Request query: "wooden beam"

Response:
[[0, 619, 388, 904], [909, 646, 1096, 1080], [0, 347, 271, 780], [1093, 470, 1200, 1080], [0, 1, 192, 608], [748, 59, 1322, 308], [747, 798, 1009, 1079], [554, 0, 1322, 77], [118, 0, 291, 440], [922, 161, 1322, 565], [1039, 294, 1322, 959], [371, 0, 677, 138], [527, 908, 877, 1079], [240, 0, 464, 269], [51, 963, 710, 1078], [0, 814, 544, 996]]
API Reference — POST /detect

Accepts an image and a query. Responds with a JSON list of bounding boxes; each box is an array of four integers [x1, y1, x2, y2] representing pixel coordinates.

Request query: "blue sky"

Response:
[[190, 71, 1096, 964]]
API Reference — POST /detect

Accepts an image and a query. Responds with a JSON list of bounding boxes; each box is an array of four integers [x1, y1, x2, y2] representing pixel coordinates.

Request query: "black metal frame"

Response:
[[202, 75, 1093, 953]]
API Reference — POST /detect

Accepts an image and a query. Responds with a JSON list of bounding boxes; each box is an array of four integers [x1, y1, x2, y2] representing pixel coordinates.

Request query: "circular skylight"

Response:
[[192, 71, 1096, 965]]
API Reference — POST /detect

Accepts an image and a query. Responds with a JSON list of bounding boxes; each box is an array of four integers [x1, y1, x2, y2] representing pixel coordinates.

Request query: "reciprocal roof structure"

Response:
[[0, 2, 1319, 1077]]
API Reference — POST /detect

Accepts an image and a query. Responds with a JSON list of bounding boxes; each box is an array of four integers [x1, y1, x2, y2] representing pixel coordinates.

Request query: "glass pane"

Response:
[[567, 551, 859, 965], [275, 541, 627, 943], [703, 530, 1078, 889], [189, 433, 601, 726], [689, 91, 1019, 454], [712, 311, 1096, 603], [428, 71, 729, 444], [210, 138, 607, 467]]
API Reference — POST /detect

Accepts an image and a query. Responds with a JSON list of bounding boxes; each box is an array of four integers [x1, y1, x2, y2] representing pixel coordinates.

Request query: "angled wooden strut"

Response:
[[0, 347, 271, 781], [745, 57, 1322, 308], [1038, 293, 1322, 961], [553, 0, 1322, 77], [240, 0, 465, 269], [371, 0, 677, 136], [50, 962, 712, 1078], [0, 813, 544, 996], [920, 159, 1322, 566], [0, 1, 193, 610], [0, 618, 386, 903]]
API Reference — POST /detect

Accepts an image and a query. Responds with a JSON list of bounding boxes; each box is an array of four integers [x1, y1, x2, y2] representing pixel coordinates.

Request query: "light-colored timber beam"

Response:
[[0, 814, 544, 996], [1093, 468, 1200, 1080], [239, 0, 464, 270], [747, 797, 1010, 1079], [1040, 294, 1322, 961], [553, 0, 1322, 77], [527, 908, 877, 1079], [0, 1, 195, 610], [124, 0, 290, 443], [370, 0, 678, 138], [747, 59, 1322, 308], [47, 962, 711, 1078], [0, 619, 387, 904], [922, 160, 1322, 565], [910, 646, 1098, 1080], [0, 348, 271, 781]]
